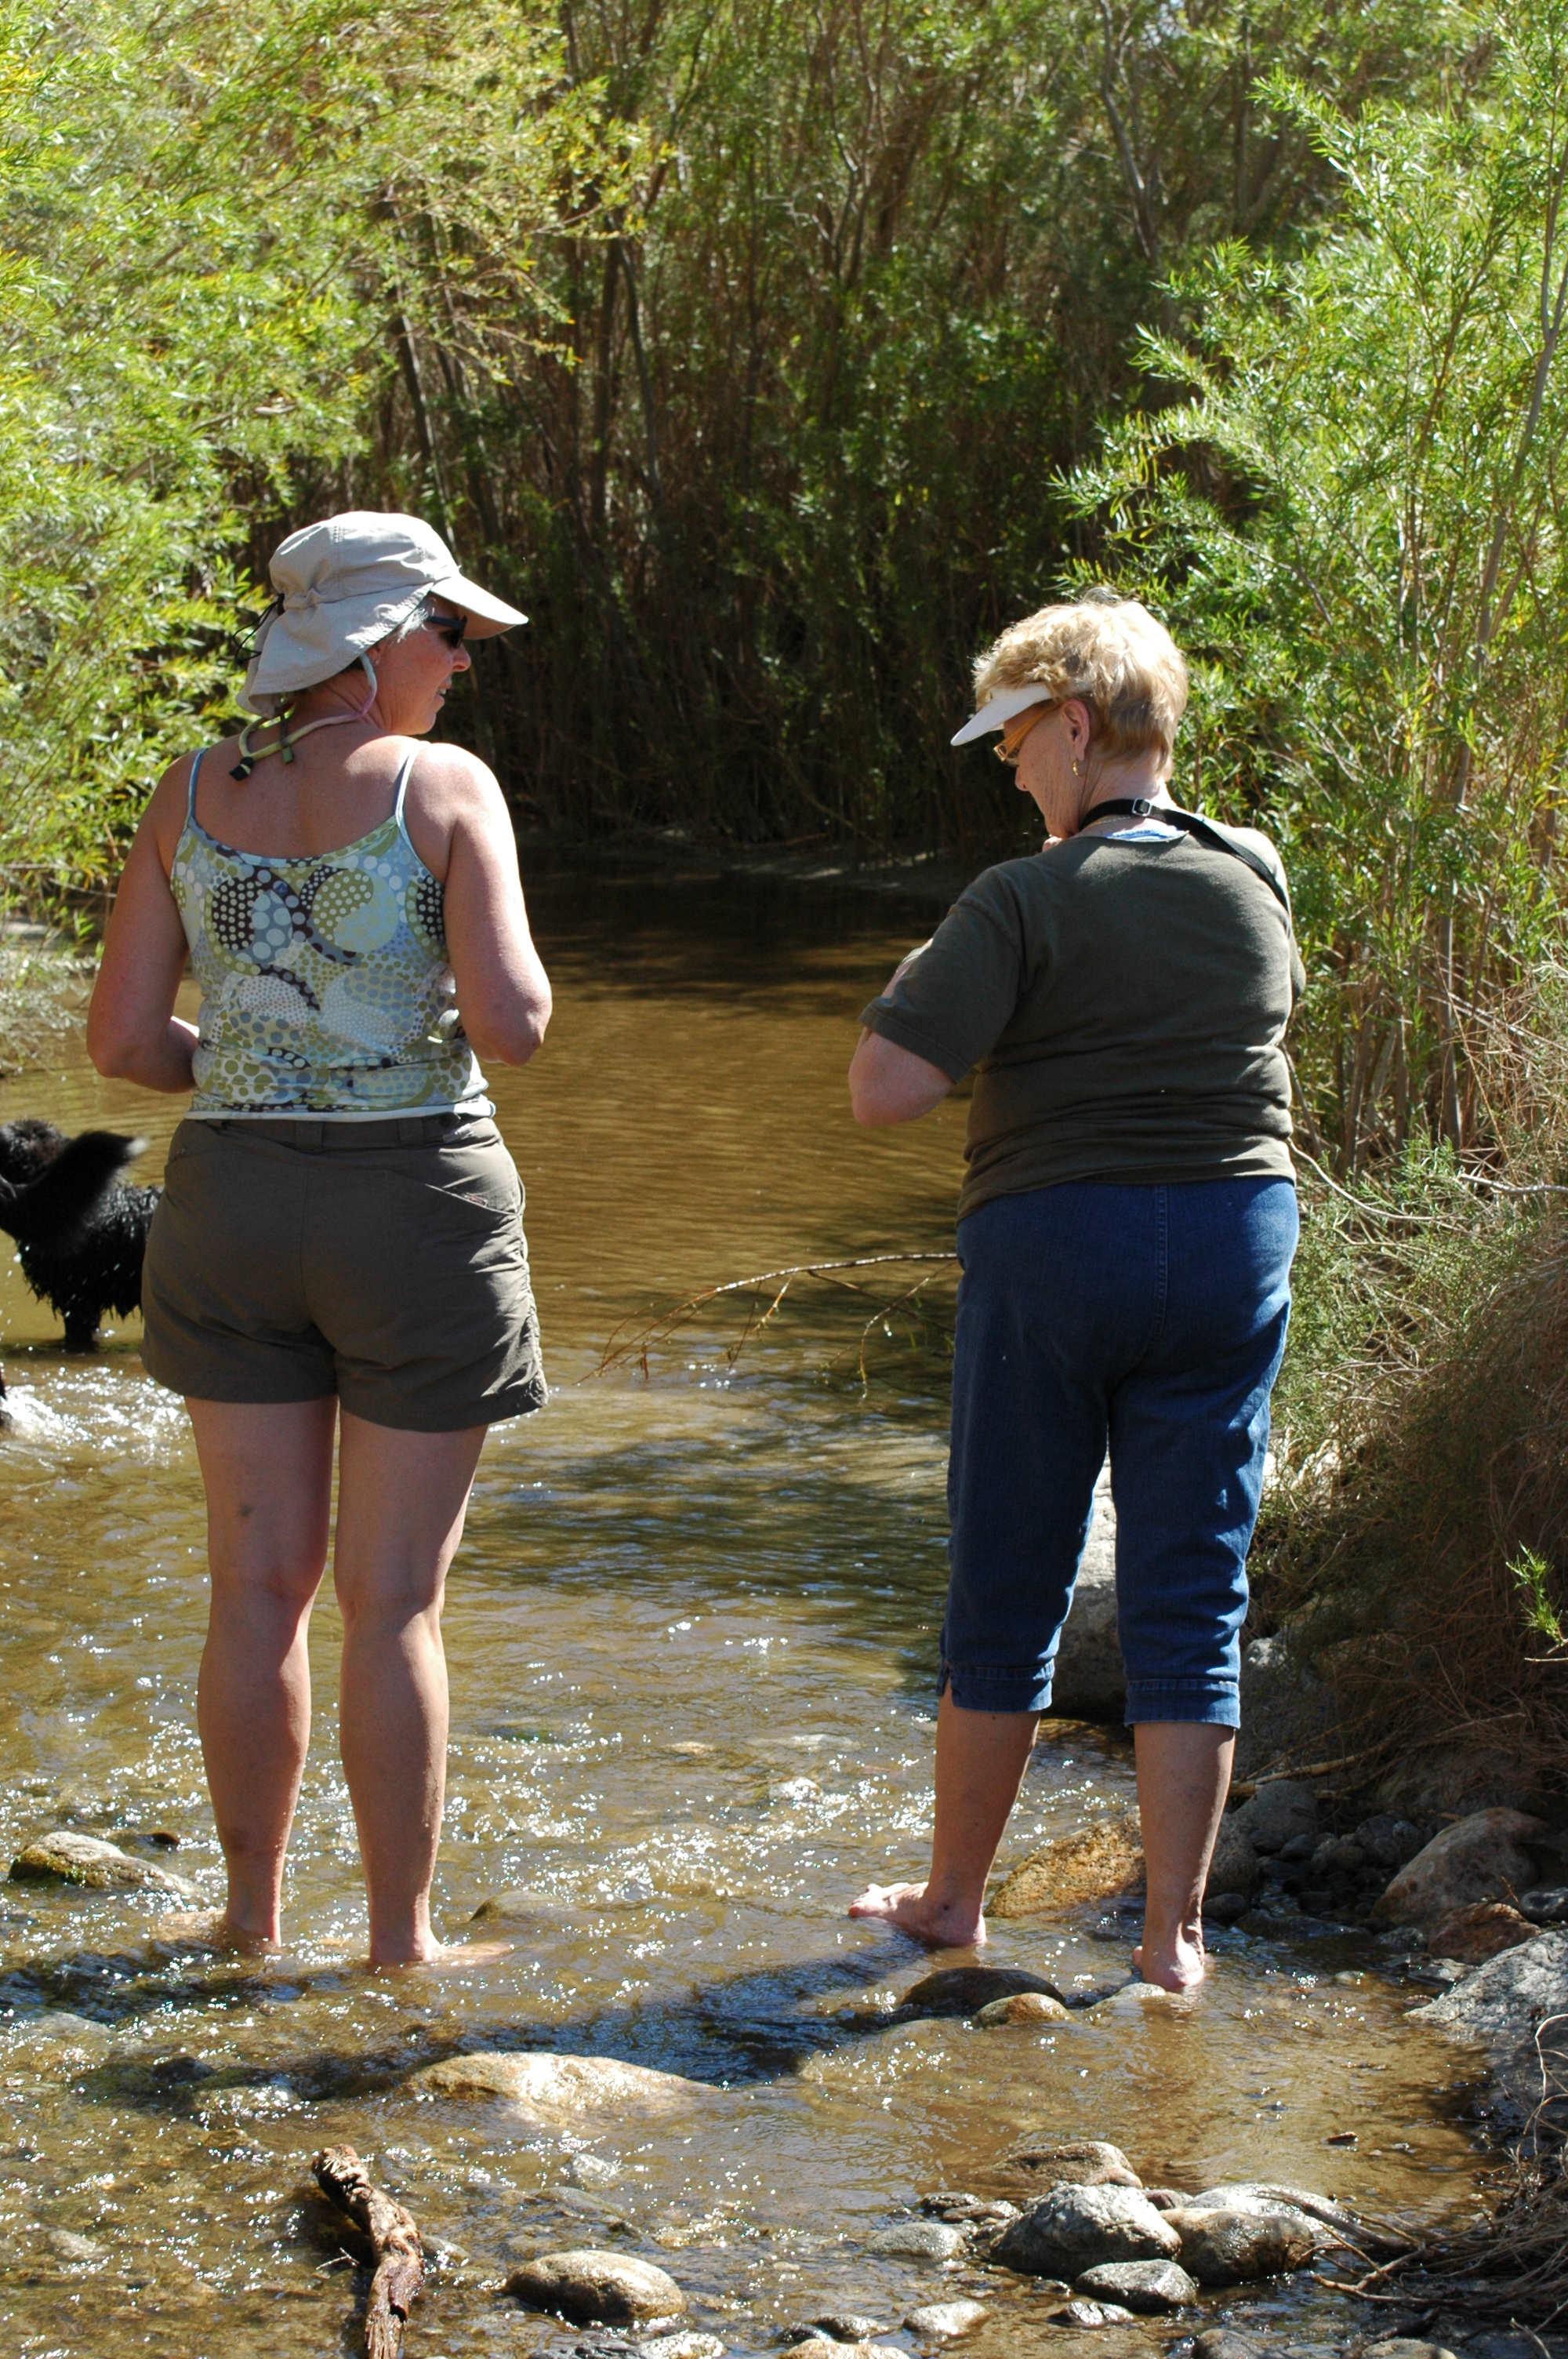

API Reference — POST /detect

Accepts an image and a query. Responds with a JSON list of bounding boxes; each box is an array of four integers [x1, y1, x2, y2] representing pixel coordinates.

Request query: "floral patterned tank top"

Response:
[[170, 747, 492, 1118]]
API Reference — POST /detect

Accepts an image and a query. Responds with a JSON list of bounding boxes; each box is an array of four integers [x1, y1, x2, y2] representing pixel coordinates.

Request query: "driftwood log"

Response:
[[313, 2143, 426, 2358]]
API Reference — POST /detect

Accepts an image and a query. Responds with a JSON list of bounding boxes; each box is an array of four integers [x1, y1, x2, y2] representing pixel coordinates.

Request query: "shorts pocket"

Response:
[[380, 1143, 524, 1233], [162, 1121, 230, 1175]]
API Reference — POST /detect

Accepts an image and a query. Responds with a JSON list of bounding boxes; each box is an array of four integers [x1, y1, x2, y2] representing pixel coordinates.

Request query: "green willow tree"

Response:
[[0, 0, 628, 904], [1070, 2, 1568, 1165]]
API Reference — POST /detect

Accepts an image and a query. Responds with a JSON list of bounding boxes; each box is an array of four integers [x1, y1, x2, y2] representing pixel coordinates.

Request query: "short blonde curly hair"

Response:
[[972, 594, 1188, 764]]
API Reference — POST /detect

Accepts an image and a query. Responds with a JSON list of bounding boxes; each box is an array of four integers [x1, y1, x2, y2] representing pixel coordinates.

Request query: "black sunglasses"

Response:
[[421, 605, 467, 649]]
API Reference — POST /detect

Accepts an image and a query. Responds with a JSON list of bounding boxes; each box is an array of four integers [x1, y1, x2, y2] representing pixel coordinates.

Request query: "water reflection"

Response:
[[0, 863, 1485, 2356]]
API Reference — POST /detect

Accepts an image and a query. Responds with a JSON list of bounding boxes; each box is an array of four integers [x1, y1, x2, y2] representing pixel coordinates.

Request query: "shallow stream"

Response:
[[0, 863, 1493, 2357]]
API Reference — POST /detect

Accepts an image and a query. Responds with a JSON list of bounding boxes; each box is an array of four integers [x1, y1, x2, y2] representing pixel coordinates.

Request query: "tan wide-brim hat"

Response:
[[241, 511, 528, 715]]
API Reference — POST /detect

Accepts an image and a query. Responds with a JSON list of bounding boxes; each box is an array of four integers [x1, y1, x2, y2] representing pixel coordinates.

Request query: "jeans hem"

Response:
[[1123, 1680, 1240, 1728], [942, 1661, 1056, 1715]]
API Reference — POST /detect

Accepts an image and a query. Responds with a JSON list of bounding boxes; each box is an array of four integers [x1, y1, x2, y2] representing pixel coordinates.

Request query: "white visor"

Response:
[[950, 681, 1057, 747]]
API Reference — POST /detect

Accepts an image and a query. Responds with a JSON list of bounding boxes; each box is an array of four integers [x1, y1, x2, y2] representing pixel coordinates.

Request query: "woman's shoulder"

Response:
[[401, 737, 501, 809], [1196, 816, 1290, 896]]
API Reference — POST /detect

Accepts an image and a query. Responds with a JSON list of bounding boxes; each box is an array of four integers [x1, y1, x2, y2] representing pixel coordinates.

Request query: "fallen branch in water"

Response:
[[594, 1252, 958, 1381], [313, 2144, 425, 2358]]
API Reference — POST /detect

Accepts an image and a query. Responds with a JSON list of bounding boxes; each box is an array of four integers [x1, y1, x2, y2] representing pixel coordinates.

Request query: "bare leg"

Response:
[[1131, 1721, 1234, 1990], [332, 1414, 488, 1965], [849, 1688, 1038, 1945], [186, 1398, 337, 1945]]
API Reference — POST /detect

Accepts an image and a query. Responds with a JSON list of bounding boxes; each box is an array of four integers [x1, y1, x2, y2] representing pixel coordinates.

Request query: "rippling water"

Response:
[[0, 865, 1487, 2357]]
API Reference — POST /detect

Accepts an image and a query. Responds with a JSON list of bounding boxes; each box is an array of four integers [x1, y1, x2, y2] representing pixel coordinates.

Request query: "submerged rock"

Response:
[[920, 2194, 1018, 2226], [993, 2184, 1178, 2277], [789, 2318, 887, 2344], [866, 2221, 965, 2261], [988, 1813, 1143, 1919], [1194, 2333, 1266, 2359], [1050, 2299, 1137, 2327], [1428, 1900, 1540, 1965], [1373, 1809, 1548, 1932], [410, 2052, 717, 2125], [903, 2302, 988, 2339], [506, 2249, 687, 2323], [1074, 2259, 1196, 2313], [975, 1992, 1072, 2025], [42, 2227, 108, 2265], [9, 1829, 196, 1896], [787, 2343, 902, 2359], [1004, 2139, 1140, 2188], [1167, 2205, 1316, 2284], [895, 1965, 1064, 2017]]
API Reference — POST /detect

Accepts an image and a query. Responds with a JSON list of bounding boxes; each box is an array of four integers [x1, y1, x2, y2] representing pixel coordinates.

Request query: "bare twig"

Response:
[[313, 2145, 425, 2359], [1229, 1749, 1374, 1798], [593, 1252, 958, 1379]]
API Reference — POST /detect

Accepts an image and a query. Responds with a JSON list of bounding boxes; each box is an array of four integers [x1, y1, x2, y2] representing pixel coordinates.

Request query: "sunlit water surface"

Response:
[[0, 866, 1487, 2357]]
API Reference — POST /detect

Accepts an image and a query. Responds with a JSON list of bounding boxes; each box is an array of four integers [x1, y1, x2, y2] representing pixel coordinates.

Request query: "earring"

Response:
[[1072, 759, 1081, 776]]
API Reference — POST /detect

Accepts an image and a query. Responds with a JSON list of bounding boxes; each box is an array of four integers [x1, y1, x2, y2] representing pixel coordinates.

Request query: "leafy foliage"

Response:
[[1070, 6, 1568, 1159]]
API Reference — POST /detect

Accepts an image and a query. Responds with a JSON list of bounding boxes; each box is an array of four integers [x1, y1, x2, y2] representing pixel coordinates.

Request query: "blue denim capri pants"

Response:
[[943, 1176, 1298, 1727]]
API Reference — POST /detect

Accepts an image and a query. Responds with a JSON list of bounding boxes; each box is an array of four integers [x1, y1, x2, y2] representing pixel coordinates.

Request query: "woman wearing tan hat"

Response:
[[846, 594, 1302, 1991], [88, 512, 550, 1966]]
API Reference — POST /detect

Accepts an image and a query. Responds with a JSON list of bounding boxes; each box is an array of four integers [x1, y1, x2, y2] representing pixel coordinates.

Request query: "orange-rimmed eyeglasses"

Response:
[[993, 701, 1054, 765]]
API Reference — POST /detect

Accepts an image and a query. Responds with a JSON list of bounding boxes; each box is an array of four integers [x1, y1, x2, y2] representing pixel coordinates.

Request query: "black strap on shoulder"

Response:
[[1078, 798, 1291, 918]]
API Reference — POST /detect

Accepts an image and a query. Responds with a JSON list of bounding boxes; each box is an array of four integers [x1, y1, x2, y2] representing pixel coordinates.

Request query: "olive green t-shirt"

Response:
[[859, 825, 1303, 1222]]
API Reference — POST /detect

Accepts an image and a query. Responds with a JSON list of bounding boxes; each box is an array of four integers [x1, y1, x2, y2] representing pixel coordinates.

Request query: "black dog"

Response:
[[0, 1118, 158, 1347]]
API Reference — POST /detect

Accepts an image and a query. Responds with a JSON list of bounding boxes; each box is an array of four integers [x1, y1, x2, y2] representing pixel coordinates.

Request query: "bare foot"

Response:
[[147, 1910, 279, 1958], [1131, 1926, 1207, 1990], [365, 1938, 515, 1972], [848, 1881, 985, 1946]]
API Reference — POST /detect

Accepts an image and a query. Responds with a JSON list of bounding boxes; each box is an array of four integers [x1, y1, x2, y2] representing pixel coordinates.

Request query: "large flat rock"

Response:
[[410, 2051, 722, 2125], [9, 1830, 196, 1897]]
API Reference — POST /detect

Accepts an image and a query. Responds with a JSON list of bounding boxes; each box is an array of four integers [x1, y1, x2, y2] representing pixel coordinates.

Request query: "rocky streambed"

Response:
[[0, 865, 1555, 2359]]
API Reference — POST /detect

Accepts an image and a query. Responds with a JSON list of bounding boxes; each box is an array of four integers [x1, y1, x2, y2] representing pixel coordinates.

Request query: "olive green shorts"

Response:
[[142, 1115, 547, 1431]]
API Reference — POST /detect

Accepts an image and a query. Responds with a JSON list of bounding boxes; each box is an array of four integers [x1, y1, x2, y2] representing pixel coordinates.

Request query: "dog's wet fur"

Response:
[[0, 1118, 157, 1350]]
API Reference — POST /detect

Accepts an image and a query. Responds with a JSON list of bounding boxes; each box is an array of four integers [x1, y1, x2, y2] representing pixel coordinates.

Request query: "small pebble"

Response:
[[790, 2320, 886, 2346], [1325, 2132, 1356, 2146], [1049, 2299, 1136, 2328]]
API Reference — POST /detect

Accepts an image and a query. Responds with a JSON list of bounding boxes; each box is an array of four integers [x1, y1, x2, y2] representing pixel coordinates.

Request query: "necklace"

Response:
[[230, 656, 379, 779]]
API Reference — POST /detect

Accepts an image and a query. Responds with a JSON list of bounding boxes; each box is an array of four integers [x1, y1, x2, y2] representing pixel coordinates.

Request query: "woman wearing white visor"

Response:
[[89, 512, 551, 1966], [846, 593, 1302, 1990]]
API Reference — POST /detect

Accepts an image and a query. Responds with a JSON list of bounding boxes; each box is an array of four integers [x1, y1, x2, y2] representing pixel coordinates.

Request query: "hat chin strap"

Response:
[[231, 653, 379, 780]]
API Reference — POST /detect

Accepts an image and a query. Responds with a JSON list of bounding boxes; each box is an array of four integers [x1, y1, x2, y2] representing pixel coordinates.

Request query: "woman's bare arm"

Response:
[[424, 751, 551, 1065], [86, 764, 200, 1091], [848, 1029, 953, 1125]]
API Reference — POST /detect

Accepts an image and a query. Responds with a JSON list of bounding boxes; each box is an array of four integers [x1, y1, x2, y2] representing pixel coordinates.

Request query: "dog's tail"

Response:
[[0, 1129, 147, 1247]]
